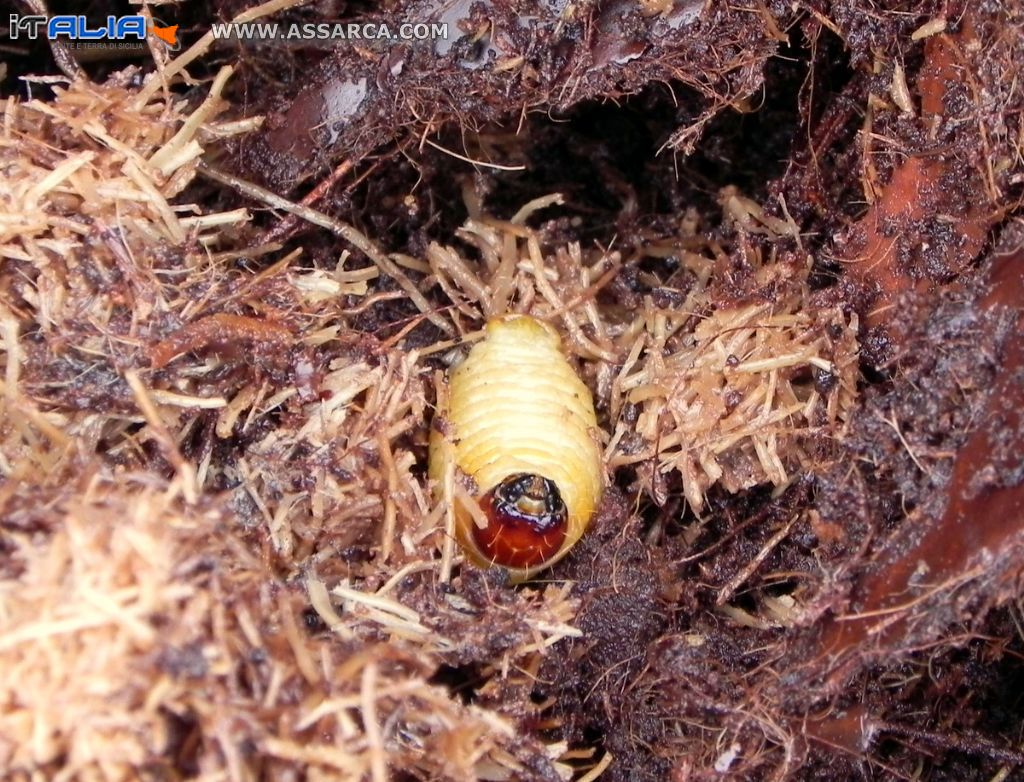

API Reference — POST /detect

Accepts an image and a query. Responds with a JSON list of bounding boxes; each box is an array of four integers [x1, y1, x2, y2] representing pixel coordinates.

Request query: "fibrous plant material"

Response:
[[0, 70, 586, 782], [611, 255, 858, 512], [234, 0, 780, 192], [0, 66, 241, 490], [0, 474, 583, 781], [423, 201, 859, 522]]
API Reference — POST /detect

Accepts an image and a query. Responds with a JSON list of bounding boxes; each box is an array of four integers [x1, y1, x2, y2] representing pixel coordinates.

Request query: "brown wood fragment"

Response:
[[149, 313, 294, 368], [800, 248, 1024, 746], [840, 10, 996, 329]]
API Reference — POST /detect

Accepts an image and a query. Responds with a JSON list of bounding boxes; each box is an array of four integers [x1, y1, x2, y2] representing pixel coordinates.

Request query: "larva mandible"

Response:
[[429, 315, 604, 581]]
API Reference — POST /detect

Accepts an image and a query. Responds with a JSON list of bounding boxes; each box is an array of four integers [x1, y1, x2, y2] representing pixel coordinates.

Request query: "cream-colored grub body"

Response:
[[429, 315, 604, 580]]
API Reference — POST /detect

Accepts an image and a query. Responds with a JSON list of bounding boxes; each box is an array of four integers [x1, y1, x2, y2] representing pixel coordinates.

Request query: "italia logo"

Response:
[[7, 14, 181, 50], [151, 21, 179, 49]]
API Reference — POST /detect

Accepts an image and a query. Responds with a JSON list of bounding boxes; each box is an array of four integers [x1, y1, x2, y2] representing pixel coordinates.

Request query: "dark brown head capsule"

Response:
[[474, 473, 568, 569]]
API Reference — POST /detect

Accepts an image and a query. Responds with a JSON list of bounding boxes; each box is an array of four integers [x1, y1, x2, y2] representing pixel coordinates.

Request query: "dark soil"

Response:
[[5, 0, 1024, 779]]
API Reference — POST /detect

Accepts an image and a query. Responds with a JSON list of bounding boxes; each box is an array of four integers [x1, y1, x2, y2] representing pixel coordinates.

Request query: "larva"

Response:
[[429, 315, 604, 581]]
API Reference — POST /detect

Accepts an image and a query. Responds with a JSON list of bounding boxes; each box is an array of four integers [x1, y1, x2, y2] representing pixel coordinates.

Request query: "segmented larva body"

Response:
[[429, 315, 604, 581]]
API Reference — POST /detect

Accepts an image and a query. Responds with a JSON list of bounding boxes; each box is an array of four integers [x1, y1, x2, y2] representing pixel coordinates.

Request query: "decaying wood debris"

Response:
[[1, 0, 1022, 780]]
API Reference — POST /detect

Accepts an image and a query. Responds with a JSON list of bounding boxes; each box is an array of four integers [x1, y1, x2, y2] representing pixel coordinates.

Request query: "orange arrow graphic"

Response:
[[151, 23, 178, 47]]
